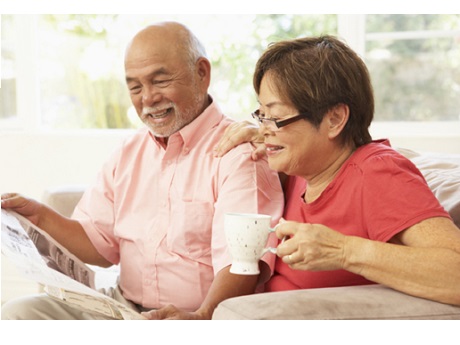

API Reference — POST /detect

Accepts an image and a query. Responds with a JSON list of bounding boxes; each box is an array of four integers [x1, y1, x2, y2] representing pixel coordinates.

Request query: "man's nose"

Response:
[[142, 87, 162, 106]]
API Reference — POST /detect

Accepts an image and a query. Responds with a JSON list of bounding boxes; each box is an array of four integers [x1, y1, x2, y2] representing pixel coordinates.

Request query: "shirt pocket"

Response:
[[167, 200, 214, 260]]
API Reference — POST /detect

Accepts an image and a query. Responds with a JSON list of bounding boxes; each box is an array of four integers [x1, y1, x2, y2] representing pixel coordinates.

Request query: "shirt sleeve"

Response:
[[72, 147, 121, 265], [211, 143, 285, 283], [361, 153, 450, 242]]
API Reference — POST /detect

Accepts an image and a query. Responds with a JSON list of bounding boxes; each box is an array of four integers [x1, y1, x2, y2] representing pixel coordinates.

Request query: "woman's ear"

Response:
[[326, 103, 349, 139]]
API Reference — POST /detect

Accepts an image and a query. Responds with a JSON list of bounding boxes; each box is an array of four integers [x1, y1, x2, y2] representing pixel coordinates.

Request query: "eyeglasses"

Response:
[[251, 109, 309, 131]]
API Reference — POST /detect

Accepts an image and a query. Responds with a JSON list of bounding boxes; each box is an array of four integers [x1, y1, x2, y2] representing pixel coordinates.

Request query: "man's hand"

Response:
[[141, 266, 259, 320], [213, 121, 266, 160], [2, 192, 111, 267], [141, 305, 209, 320], [1, 193, 44, 226]]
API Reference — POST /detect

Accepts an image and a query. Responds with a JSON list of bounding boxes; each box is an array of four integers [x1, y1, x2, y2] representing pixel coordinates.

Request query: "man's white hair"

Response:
[[178, 24, 208, 67]]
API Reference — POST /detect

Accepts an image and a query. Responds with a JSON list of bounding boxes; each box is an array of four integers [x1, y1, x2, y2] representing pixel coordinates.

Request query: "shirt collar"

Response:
[[149, 96, 224, 150], [180, 97, 223, 149]]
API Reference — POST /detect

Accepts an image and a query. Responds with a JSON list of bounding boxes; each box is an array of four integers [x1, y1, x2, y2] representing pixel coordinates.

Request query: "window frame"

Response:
[[339, 14, 460, 142]]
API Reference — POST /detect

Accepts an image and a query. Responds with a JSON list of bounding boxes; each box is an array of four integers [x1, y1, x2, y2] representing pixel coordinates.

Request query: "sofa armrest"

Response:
[[42, 185, 86, 218], [212, 284, 460, 320]]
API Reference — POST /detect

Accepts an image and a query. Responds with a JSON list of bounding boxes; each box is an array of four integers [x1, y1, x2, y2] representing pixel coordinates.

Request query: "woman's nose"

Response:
[[259, 121, 275, 136]]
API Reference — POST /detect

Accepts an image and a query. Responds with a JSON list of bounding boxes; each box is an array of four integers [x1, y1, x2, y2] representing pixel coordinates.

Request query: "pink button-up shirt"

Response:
[[73, 101, 284, 311]]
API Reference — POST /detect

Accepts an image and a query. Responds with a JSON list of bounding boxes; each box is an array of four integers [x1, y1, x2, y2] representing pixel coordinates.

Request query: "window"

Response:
[[1, 14, 336, 130], [365, 14, 460, 122], [1, 14, 459, 134], [0, 15, 18, 126]]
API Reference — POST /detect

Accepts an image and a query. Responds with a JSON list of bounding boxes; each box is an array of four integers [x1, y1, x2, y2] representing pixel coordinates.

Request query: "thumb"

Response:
[[141, 310, 161, 320], [251, 144, 267, 161]]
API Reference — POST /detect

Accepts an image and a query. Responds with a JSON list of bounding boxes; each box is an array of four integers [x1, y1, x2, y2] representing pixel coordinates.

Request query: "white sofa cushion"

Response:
[[397, 148, 460, 228]]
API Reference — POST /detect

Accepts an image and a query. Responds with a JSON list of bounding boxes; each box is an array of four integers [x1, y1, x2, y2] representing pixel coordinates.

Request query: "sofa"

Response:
[[42, 147, 460, 320]]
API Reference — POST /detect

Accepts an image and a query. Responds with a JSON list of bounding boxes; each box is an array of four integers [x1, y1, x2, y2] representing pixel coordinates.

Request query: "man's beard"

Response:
[[142, 93, 203, 138]]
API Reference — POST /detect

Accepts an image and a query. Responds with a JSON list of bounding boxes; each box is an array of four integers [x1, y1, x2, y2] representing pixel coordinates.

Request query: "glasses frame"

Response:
[[251, 109, 310, 131]]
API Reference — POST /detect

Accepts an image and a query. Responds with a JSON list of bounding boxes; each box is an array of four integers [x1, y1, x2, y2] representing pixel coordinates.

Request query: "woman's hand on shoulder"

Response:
[[214, 120, 266, 160]]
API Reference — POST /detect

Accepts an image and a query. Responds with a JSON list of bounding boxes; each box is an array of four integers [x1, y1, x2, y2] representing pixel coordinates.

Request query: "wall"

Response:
[[0, 130, 133, 200], [370, 121, 460, 154], [2, 127, 459, 201]]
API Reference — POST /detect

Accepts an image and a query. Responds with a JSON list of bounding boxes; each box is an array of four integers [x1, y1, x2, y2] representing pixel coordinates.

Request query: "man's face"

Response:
[[125, 39, 207, 138]]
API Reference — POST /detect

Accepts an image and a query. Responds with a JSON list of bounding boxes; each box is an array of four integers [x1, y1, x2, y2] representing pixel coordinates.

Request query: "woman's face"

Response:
[[257, 74, 331, 179]]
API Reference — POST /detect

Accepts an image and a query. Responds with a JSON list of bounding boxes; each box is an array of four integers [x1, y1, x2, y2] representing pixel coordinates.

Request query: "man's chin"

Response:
[[144, 119, 173, 136], [148, 128, 171, 138]]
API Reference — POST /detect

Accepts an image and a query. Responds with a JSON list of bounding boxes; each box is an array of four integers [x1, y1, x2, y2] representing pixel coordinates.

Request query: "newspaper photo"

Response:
[[1, 209, 145, 320]]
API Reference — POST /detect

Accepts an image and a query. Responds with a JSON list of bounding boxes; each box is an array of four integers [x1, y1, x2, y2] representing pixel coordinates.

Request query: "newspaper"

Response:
[[1, 209, 145, 320]]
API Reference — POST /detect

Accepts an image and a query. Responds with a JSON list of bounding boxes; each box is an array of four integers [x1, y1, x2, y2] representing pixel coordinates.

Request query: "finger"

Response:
[[276, 239, 294, 257], [215, 122, 262, 157], [1, 193, 21, 207], [282, 253, 296, 265], [275, 220, 296, 239], [251, 144, 267, 161], [140, 311, 155, 320], [141, 309, 165, 320], [213, 128, 238, 156], [1, 193, 18, 201], [214, 139, 237, 157], [274, 222, 299, 257]]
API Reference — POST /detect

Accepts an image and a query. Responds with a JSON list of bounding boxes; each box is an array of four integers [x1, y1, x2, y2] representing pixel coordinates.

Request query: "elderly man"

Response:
[[1, 22, 284, 319]]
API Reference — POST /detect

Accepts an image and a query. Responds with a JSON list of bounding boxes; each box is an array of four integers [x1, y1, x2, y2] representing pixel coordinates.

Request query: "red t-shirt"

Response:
[[265, 140, 451, 292]]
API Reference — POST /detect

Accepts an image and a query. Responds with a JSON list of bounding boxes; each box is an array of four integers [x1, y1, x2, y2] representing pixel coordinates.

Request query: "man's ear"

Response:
[[196, 57, 211, 87], [326, 103, 349, 139]]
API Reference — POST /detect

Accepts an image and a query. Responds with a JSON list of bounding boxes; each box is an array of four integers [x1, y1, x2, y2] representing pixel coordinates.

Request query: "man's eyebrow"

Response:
[[125, 67, 169, 83]]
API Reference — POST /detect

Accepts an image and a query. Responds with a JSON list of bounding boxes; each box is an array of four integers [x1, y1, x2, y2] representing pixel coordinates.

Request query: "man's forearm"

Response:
[[38, 204, 111, 267], [195, 265, 259, 319]]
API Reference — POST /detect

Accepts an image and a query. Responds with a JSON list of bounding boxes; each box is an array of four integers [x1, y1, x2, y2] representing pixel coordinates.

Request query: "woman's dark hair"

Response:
[[253, 35, 374, 147]]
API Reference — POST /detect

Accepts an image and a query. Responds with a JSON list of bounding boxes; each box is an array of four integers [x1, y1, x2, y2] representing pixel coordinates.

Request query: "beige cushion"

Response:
[[42, 185, 86, 218], [398, 148, 460, 228], [213, 284, 460, 320]]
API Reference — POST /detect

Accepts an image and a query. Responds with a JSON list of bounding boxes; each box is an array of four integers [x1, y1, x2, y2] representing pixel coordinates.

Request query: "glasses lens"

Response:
[[262, 119, 279, 131], [252, 110, 279, 131]]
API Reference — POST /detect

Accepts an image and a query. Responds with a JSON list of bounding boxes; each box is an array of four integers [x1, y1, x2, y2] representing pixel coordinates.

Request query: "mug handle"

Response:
[[265, 224, 287, 254]]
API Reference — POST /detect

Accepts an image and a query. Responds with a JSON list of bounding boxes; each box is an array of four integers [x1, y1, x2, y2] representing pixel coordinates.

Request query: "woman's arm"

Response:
[[213, 120, 266, 160], [345, 217, 460, 305], [275, 217, 460, 306]]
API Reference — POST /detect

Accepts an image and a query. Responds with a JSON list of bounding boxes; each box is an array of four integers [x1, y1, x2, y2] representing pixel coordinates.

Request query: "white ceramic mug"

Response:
[[224, 213, 277, 275]]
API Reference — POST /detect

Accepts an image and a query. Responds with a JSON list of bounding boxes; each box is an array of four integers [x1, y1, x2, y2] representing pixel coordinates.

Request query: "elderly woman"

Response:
[[215, 35, 460, 306]]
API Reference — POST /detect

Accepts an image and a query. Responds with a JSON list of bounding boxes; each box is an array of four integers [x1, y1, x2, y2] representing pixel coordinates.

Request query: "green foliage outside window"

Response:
[[38, 14, 337, 129], [365, 14, 460, 121]]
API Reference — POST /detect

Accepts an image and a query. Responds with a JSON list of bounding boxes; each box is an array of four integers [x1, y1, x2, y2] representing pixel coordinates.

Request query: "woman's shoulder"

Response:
[[354, 139, 399, 160], [352, 139, 415, 169]]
